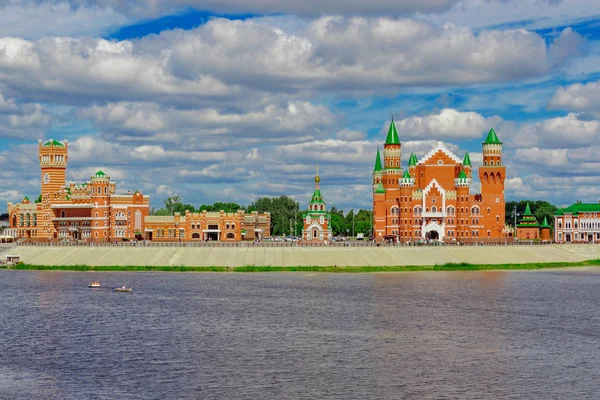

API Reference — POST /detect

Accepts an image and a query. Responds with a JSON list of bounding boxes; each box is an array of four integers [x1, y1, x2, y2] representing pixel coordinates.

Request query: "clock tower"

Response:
[[39, 139, 68, 198]]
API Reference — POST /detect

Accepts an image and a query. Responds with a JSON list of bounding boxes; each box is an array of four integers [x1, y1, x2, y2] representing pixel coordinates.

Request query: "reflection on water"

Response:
[[0, 269, 599, 399]]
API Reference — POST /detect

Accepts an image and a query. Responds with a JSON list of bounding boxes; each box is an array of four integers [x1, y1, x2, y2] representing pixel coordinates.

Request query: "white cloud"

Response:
[[0, 92, 51, 139], [0, 2, 130, 39], [0, 17, 569, 106], [335, 129, 366, 141], [421, 0, 600, 31], [549, 80, 600, 111], [393, 108, 502, 140], [509, 113, 600, 149]]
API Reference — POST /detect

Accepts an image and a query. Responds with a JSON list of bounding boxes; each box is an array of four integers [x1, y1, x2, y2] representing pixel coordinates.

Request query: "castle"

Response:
[[7, 139, 150, 241], [372, 120, 507, 243], [6, 139, 270, 242]]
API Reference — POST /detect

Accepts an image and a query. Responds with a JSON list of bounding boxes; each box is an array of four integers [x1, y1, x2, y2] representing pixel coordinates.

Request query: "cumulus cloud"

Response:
[[549, 80, 600, 111], [335, 129, 366, 141], [393, 108, 502, 140], [0, 93, 51, 139], [0, 2, 129, 39], [509, 113, 600, 149], [0, 17, 569, 106]]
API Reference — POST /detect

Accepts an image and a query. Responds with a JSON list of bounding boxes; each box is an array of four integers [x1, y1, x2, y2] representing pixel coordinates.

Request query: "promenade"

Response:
[[2, 243, 600, 267]]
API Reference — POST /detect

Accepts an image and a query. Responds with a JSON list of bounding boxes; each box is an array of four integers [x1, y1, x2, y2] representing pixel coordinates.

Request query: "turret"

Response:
[[455, 170, 471, 188], [400, 170, 414, 188], [482, 128, 502, 166], [383, 119, 401, 170], [372, 147, 383, 190], [408, 152, 417, 176], [39, 138, 68, 197], [540, 216, 552, 242], [462, 152, 472, 178]]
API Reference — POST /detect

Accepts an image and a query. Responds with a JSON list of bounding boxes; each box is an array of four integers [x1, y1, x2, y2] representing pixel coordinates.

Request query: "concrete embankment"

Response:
[[2, 244, 600, 267]]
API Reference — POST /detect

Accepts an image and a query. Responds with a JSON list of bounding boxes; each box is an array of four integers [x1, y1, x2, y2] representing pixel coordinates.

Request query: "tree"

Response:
[[164, 196, 181, 215], [249, 196, 299, 236], [0, 213, 8, 221]]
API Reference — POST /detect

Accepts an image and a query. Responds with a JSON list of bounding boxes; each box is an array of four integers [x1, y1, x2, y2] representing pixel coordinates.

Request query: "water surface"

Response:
[[1, 269, 599, 399]]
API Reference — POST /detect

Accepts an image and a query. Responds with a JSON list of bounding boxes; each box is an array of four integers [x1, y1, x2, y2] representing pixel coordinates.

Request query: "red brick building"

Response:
[[372, 120, 508, 243]]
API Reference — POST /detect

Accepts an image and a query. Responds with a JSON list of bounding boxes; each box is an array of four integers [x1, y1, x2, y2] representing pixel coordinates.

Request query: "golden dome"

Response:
[[315, 175, 320, 184]]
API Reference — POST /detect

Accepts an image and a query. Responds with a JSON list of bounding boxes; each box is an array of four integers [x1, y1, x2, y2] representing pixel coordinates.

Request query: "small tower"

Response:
[[408, 152, 417, 177], [462, 152, 472, 178], [373, 147, 383, 190], [303, 165, 332, 242], [373, 182, 386, 241], [516, 203, 540, 240], [540, 216, 552, 242], [383, 119, 402, 173], [39, 139, 68, 197], [90, 170, 112, 241]]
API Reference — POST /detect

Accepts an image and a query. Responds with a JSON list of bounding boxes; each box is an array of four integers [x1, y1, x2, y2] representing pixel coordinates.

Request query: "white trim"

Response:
[[418, 141, 462, 165]]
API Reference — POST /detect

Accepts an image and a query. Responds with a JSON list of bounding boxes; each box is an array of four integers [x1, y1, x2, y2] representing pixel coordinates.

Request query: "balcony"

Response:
[[422, 212, 446, 218]]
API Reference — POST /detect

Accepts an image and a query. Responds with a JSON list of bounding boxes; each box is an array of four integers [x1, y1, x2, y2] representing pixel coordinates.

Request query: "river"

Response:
[[0, 269, 599, 399]]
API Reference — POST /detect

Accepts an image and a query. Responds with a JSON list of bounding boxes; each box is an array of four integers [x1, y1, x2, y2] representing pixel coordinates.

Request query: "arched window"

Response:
[[226, 224, 230, 229], [92, 187, 95, 194], [95, 212, 98, 218], [431, 206, 437, 213], [496, 172, 501, 181], [61, 210, 66, 218], [483, 173, 488, 183], [231, 223, 235, 229], [226, 233, 235, 239], [487, 207, 491, 215], [496, 215, 500, 222], [105, 186, 108, 194]]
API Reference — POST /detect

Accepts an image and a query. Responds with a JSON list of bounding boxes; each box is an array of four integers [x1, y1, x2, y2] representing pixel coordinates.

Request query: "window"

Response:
[[431, 206, 437, 213], [558, 221, 562, 229], [61, 210, 66, 218]]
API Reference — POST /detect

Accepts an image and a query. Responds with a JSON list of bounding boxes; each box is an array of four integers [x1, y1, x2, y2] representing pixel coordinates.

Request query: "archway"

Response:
[[226, 233, 235, 239], [428, 230, 439, 241], [192, 232, 200, 239]]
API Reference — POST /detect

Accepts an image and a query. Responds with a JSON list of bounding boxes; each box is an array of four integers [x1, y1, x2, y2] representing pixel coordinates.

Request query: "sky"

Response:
[[1, 0, 600, 212]]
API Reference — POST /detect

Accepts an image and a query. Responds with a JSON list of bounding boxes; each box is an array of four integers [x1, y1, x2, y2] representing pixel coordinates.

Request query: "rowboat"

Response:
[[88, 281, 101, 288], [114, 286, 132, 292]]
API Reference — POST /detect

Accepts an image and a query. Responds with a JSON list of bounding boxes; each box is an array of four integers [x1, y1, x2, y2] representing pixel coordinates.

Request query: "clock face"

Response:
[[43, 173, 50, 184]]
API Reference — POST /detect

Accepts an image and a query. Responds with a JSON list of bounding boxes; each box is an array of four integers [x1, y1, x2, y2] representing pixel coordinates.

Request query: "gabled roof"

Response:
[[373, 148, 383, 172], [385, 120, 400, 145], [483, 128, 502, 145], [418, 141, 462, 165], [94, 170, 107, 177], [555, 203, 600, 215]]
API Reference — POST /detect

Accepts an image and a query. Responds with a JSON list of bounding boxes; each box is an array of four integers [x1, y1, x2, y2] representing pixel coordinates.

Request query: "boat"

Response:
[[113, 285, 132, 292], [88, 281, 101, 288]]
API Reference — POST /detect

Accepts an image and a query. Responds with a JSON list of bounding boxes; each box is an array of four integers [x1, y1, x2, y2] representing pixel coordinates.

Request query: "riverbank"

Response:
[[2, 244, 600, 267], [3, 260, 600, 273]]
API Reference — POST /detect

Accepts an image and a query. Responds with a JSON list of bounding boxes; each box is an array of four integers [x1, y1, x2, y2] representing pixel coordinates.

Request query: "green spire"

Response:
[[402, 170, 411, 179], [374, 182, 386, 194], [310, 189, 324, 204], [458, 170, 467, 179], [408, 152, 417, 166], [373, 148, 383, 172], [483, 128, 502, 144], [385, 119, 400, 145], [524, 202, 533, 216], [540, 216, 551, 228], [463, 152, 472, 166]]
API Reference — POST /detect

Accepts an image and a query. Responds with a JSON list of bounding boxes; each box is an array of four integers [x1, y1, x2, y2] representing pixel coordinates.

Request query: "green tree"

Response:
[[506, 200, 557, 227], [249, 196, 299, 236]]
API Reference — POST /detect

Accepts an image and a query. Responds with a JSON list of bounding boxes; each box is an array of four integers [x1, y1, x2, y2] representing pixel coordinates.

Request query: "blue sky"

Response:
[[1, 0, 600, 212]]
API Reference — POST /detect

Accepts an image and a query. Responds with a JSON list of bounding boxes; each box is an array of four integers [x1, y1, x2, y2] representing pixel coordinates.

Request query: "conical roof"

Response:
[[408, 152, 417, 166], [523, 202, 533, 216], [540, 216, 551, 229], [385, 119, 400, 145], [483, 128, 502, 144], [463, 152, 472, 166], [373, 148, 383, 172], [402, 170, 411, 179], [374, 182, 386, 194]]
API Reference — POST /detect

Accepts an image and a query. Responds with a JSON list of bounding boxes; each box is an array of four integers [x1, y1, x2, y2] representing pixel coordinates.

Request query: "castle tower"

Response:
[[479, 128, 506, 238], [39, 139, 68, 197], [383, 119, 402, 182], [462, 152, 472, 178], [372, 147, 383, 190], [89, 170, 112, 241]]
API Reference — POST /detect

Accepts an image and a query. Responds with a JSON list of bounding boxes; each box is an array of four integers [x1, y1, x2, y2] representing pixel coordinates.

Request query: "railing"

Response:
[[14, 239, 591, 248]]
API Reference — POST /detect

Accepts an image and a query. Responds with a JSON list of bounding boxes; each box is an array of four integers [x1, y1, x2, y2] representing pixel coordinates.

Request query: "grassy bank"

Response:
[[1, 260, 600, 273]]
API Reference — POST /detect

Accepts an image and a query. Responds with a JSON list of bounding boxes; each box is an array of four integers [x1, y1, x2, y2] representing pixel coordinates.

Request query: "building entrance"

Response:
[[427, 230, 440, 241]]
